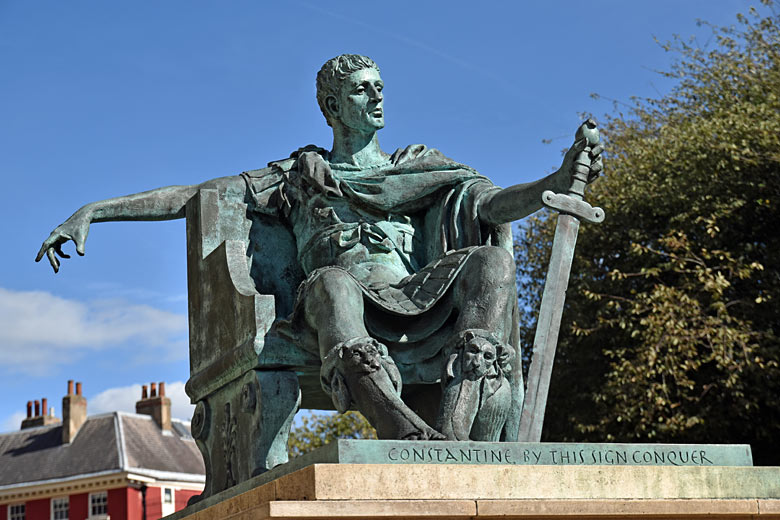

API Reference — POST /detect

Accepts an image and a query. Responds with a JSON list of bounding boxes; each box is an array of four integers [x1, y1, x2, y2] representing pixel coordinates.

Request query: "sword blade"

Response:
[[518, 212, 581, 441]]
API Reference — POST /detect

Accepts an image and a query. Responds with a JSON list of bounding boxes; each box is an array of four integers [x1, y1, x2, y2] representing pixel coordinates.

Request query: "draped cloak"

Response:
[[241, 144, 521, 388]]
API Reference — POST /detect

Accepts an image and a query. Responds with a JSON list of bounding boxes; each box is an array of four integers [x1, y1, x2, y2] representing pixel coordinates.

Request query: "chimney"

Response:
[[135, 381, 171, 431], [62, 380, 87, 443], [21, 396, 61, 430]]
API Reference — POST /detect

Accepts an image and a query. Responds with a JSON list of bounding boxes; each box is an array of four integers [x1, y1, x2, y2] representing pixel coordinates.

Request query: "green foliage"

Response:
[[516, 4, 780, 463], [288, 411, 376, 458]]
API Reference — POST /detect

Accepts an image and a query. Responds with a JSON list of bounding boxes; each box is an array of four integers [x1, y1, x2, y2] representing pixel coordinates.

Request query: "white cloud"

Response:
[[89, 381, 194, 422], [0, 288, 187, 375], [1, 412, 26, 434]]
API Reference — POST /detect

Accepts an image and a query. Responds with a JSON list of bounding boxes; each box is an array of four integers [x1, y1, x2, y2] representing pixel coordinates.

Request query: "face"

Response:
[[463, 338, 496, 378], [341, 344, 381, 373], [333, 68, 384, 133]]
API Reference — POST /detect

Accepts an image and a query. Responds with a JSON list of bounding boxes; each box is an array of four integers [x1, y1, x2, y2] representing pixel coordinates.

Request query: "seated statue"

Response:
[[37, 54, 602, 443]]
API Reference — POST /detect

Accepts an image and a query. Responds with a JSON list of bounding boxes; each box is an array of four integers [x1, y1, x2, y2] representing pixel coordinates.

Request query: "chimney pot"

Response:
[[62, 380, 87, 443], [26, 401, 32, 418], [34, 400, 40, 417], [142, 385, 148, 399], [41, 398, 48, 416], [136, 381, 171, 432]]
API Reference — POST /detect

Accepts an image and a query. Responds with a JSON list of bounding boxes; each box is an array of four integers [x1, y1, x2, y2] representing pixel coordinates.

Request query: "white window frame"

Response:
[[87, 491, 108, 519], [8, 503, 25, 520], [51, 496, 69, 520], [161, 487, 175, 516]]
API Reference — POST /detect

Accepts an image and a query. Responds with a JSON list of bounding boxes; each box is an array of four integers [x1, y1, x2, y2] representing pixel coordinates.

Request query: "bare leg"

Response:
[[304, 268, 371, 359], [304, 267, 443, 440]]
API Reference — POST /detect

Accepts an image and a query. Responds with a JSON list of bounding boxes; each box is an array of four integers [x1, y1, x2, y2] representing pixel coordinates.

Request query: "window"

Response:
[[161, 487, 175, 516], [8, 504, 25, 520], [51, 497, 69, 520], [89, 491, 107, 516]]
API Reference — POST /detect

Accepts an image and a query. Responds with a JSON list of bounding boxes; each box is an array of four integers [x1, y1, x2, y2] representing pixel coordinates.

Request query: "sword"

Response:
[[517, 119, 605, 442]]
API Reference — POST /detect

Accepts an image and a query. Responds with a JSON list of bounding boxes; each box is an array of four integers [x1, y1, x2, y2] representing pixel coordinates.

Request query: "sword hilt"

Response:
[[569, 119, 600, 201], [542, 120, 604, 223]]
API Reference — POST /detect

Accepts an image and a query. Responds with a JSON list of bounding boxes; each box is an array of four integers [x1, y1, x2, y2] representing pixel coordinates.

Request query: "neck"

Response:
[[330, 126, 386, 168]]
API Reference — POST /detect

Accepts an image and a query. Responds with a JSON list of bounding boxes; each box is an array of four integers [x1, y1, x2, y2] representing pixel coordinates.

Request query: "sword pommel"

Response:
[[575, 118, 600, 147]]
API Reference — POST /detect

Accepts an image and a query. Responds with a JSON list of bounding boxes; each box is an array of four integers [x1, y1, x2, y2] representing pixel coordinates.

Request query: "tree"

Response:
[[516, 3, 780, 463], [288, 411, 376, 458]]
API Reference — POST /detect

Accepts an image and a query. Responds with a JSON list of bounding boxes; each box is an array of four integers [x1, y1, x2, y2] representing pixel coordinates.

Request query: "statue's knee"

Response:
[[310, 268, 361, 304], [465, 246, 515, 286]]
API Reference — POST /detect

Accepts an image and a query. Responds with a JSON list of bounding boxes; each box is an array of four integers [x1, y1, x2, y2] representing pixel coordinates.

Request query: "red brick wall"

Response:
[[127, 487, 144, 520], [26, 497, 49, 519], [0, 485, 201, 520], [70, 492, 89, 520], [174, 489, 201, 511], [107, 487, 127, 520], [145, 486, 162, 520]]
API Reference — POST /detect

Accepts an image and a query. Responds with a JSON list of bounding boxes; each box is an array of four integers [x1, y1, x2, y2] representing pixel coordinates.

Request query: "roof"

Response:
[[0, 412, 204, 488]]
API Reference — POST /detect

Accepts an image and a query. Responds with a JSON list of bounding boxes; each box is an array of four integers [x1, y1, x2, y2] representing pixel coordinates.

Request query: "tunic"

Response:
[[242, 144, 517, 385]]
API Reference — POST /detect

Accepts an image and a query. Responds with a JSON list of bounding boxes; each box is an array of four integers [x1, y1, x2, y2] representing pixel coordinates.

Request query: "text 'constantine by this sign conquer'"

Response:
[[335, 440, 753, 467]]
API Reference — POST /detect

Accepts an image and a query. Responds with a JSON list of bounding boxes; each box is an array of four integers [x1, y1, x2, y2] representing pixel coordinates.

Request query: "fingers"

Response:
[[35, 242, 48, 262], [587, 144, 604, 182], [46, 247, 60, 273], [36, 230, 79, 272], [571, 137, 587, 154], [588, 157, 604, 182], [54, 243, 70, 259], [74, 234, 86, 256]]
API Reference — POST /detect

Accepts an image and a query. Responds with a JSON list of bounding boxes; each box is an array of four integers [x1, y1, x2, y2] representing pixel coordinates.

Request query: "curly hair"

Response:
[[316, 54, 380, 127]]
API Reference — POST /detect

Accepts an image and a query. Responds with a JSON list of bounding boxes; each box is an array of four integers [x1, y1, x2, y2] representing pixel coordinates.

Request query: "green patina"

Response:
[[37, 54, 603, 499]]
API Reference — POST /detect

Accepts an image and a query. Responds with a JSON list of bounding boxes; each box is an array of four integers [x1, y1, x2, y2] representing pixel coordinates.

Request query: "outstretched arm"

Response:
[[36, 175, 245, 272], [478, 127, 603, 226]]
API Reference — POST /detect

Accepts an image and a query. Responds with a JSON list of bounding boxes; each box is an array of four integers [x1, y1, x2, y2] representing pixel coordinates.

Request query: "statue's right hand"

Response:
[[35, 210, 91, 273]]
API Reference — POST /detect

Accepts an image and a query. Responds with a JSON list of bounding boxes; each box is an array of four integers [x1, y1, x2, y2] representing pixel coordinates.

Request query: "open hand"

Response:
[[35, 210, 90, 273]]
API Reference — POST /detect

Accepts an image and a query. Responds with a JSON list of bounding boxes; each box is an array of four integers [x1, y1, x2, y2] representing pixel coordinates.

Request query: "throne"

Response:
[[184, 187, 318, 500]]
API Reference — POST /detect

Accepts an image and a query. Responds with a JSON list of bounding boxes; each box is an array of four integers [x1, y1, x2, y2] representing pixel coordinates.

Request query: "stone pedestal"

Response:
[[172, 463, 780, 519]]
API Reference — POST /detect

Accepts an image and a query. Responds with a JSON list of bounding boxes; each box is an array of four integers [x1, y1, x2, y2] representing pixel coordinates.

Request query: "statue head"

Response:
[[316, 54, 382, 128]]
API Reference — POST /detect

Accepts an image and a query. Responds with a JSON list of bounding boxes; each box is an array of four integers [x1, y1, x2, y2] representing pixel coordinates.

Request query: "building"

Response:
[[0, 381, 205, 520]]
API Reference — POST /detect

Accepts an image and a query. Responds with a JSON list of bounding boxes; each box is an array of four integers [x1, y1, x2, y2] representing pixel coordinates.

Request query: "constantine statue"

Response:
[[38, 54, 602, 443]]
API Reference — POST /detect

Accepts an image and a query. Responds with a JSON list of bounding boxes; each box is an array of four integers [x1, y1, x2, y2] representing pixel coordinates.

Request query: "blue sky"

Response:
[[0, 0, 766, 432]]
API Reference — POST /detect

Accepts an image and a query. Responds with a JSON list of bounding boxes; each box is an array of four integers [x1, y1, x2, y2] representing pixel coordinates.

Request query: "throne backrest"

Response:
[[184, 188, 324, 406]]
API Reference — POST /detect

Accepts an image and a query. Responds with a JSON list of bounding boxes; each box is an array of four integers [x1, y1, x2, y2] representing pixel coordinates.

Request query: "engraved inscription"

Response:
[[382, 444, 719, 466]]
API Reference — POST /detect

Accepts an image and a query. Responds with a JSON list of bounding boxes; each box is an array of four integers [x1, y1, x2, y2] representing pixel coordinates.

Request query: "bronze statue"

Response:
[[37, 54, 602, 444]]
